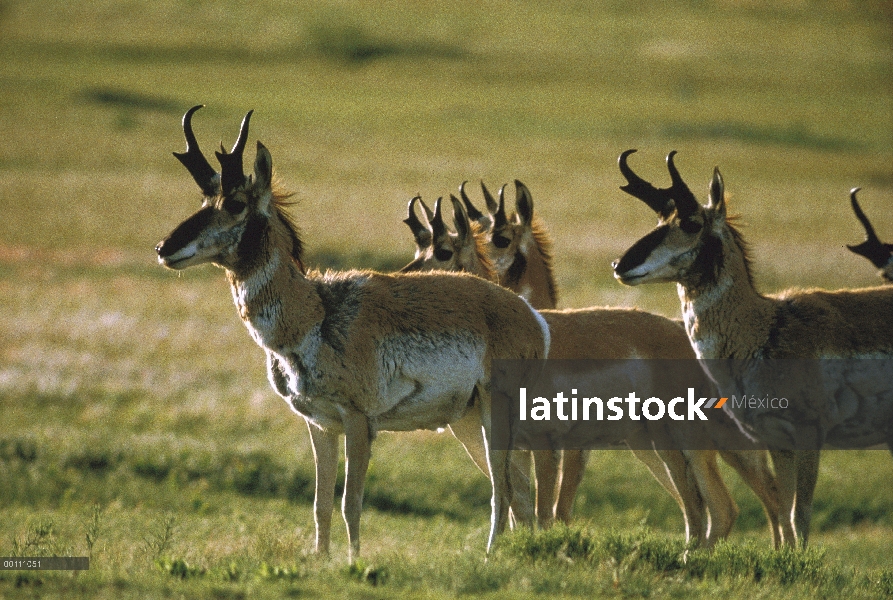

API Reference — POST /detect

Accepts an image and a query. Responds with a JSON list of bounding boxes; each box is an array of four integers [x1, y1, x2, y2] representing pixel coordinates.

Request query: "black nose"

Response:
[[155, 240, 168, 257], [611, 259, 619, 269]]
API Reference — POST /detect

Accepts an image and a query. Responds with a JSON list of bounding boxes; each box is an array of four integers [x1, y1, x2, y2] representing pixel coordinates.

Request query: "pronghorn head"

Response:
[[399, 195, 494, 279], [612, 150, 734, 289], [846, 188, 893, 282], [156, 106, 302, 273], [461, 180, 557, 308]]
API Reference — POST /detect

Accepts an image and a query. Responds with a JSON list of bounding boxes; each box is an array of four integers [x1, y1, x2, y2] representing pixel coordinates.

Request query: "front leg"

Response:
[[306, 421, 339, 555], [341, 408, 373, 564], [793, 449, 820, 547], [480, 388, 512, 552], [769, 449, 799, 547]]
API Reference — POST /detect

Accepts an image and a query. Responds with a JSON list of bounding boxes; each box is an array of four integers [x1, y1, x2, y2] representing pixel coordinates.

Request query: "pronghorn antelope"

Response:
[[401, 192, 785, 548], [155, 106, 551, 561], [405, 186, 582, 532], [612, 149, 893, 546], [847, 188, 893, 282]]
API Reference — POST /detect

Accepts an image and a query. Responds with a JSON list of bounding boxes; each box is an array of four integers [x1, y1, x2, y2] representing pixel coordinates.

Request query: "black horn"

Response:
[[430, 197, 449, 243], [618, 149, 673, 215], [847, 188, 893, 268], [481, 181, 500, 216], [492, 184, 509, 230], [665, 151, 699, 217], [173, 105, 219, 197], [215, 110, 253, 195], [459, 181, 485, 222], [450, 194, 471, 242], [403, 196, 432, 249]]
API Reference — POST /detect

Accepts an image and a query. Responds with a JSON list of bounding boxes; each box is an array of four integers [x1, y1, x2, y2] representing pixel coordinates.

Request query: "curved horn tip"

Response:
[[403, 196, 427, 229], [228, 110, 254, 154], [241, 109, 254, 129], [666, 150, 679, 164], [618, 149, 641, 177], [618, 148, 638, 163], [850, 187, 862, 200], [183, 104, 205, 123]]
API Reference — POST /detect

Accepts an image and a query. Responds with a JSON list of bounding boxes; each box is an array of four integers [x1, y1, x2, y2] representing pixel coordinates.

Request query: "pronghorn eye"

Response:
[[680, 219, 703, 234], [492, 235, 511, 249], [223, 197, 247, 215], [434, 248, 453, 261]]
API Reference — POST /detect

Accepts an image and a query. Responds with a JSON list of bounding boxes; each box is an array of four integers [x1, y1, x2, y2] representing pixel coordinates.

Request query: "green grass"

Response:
[[1, 0, 892, 597]]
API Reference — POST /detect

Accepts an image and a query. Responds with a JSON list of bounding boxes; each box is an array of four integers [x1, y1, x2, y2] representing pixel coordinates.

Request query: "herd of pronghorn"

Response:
[[155, 107, 893, 563]]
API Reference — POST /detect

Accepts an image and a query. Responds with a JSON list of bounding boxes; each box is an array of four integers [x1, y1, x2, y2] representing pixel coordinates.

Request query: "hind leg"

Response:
[[793, 449, 820, 548], [719, 449, 784, 548], [769, 449, 799, 546], [630, 448, 705, 546], [682, 450, 737, 547], [533, 449, 560, 529], [449, 404, 534, 527], [554, 450, 589, 524]]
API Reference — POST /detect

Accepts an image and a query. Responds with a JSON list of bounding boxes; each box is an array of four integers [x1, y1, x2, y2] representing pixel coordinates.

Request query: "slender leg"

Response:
[[341, 410, 373, 563], [511, 450, 534, 528], [306, 420, 339, 555], [769, 449, 799, 546], [448, 404, 535, 527], [533, 449, 560, 529], [632, 448, 703, 546], [480, 389, 512, 552], [554, 450, 589, 524], [719, 449, 783, 548], [683, 449, 738, 547], [794, 449, 821, 548]]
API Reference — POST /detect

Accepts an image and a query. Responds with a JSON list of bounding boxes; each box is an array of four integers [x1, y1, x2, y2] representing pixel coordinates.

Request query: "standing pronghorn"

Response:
[[404, 186, 584, 532], [155, 106, 551, 561], [612, 149, 893, 546], [402, 191, 785, 548], [847, 188, 893, 282]]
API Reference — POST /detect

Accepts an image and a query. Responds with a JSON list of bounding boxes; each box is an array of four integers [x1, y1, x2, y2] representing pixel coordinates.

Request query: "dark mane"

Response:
[[271, 182, 305, 273], [725, 214, 755, 289]]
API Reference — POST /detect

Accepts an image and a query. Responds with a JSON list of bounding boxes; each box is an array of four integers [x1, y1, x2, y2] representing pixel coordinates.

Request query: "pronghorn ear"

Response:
[[515, 180, 534, 227], [707, 167, 726, 221], [253, 142, 273, 195]]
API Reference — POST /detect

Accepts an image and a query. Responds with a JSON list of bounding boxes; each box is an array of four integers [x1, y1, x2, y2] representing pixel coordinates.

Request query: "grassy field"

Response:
[[1, 0, 892, 597]]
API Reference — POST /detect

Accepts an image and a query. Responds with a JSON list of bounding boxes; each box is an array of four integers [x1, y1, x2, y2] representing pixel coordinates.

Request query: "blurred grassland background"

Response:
[[1, 0, 892, 598]]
